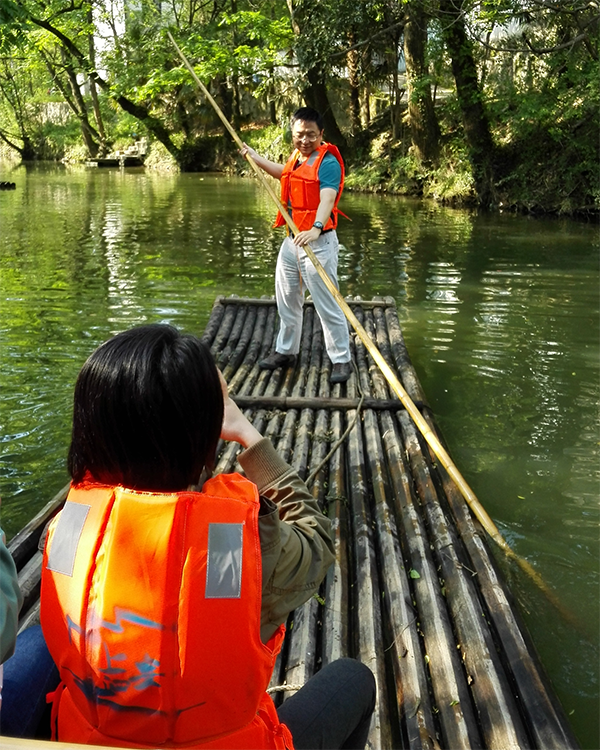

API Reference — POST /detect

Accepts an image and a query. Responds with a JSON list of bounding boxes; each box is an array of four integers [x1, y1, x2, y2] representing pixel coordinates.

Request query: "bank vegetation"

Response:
[[0, 0, 598, 215]]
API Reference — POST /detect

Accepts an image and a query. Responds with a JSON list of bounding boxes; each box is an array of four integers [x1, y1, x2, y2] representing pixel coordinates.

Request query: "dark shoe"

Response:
[[330, 361, 352, 383], [259, 352, 296, 370]]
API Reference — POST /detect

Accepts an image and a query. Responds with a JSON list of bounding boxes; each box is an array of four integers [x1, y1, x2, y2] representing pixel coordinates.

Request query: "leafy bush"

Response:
[[424, 143, 476, 205], [237, 123, 288, 166], [144, 141, 179, 171]]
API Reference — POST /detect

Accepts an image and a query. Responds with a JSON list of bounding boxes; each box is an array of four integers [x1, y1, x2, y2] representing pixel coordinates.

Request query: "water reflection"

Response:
[[1, 165, 598, 747], [423, 261, 462, 361]]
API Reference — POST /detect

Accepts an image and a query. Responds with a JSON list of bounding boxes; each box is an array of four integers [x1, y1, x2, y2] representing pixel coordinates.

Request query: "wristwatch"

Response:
[[313, 221, 324, 233]]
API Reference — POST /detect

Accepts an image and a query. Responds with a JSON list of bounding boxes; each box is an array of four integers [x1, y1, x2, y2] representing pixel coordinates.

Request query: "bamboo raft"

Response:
[[9, 296, 578, 750]]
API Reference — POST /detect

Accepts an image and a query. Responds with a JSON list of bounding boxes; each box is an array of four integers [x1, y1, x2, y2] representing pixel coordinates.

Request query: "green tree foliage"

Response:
[[0, 0, 596, 211], [474, 0, 600, 210], [0, 0, 297, 166]]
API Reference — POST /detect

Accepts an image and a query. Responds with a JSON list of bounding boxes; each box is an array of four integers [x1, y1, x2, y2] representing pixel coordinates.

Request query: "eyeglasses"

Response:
[[292, 133, 320, 142]]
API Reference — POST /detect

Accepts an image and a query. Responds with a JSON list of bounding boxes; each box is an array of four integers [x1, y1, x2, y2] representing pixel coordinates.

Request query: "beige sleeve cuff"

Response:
[[237, 437, 293, 493]]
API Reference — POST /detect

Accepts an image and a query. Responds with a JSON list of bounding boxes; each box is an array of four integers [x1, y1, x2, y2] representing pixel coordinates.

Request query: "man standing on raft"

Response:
[[241, 107, 352, 384]]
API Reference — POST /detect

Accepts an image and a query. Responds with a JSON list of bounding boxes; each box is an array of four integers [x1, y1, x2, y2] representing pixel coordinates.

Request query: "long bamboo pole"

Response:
[[167, 31, 573, 615]]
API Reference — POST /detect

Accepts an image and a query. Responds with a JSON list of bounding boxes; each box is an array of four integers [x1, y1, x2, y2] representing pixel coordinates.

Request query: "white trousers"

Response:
[[275, 232, 351, 364]]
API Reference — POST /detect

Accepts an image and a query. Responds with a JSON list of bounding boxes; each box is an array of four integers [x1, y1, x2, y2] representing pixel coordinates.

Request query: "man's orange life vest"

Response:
[[273, 143, 345, 232], [41, 476, 293, 749]]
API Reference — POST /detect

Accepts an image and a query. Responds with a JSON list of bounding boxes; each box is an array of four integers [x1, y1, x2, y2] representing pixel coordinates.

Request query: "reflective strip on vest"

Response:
[[46, 501, 90, 576], [206, 522, 243, 598]]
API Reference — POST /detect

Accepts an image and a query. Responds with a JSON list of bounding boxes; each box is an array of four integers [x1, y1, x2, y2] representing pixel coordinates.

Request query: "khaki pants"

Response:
[[274, 232, 351, 364]]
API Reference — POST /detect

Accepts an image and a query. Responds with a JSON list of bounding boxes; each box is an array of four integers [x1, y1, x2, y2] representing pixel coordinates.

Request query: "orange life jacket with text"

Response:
[[41, 476, 293, 749], [273, 143, 345, 232]]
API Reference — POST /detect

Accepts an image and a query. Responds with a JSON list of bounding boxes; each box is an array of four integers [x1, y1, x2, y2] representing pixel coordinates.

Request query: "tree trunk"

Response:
[[0, 128, 35, 160], [361, 78, 371, 129], [113, 92, 181, 161], [303, 68, 347, 152], [0, 64, 37, 159], [385, 24, 405, 142], [390, 47, 400, 141], [21, 135, 36, 161], [230, 0, 241, 128], [347, 36, 361, 134], [231, 74, 241, 128], [439, 0, 496, 205], [404, 0, 440, 166], [41, 51, 100, 157], [64, 60, 100, 157], [87, 8, 107, 154]]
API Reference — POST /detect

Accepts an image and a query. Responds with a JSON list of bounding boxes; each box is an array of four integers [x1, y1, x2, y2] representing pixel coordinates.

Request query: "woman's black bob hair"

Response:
[[68, 324, 224, 491]]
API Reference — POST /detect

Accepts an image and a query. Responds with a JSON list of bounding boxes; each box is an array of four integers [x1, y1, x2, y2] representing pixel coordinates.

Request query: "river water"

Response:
[[1, 163, 598, 746]]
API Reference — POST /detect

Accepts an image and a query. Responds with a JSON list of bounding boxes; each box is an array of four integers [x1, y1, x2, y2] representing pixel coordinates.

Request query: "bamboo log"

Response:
[[347, 328, 391, 750], [220, 304, 258, 380], [227, 303, 270, 393], [293, 306, 315, 397], [18, 600, 41, 634], [359, 307, 443, 750], [213, 295, 283, 473], [262, 316, 289, 708], [305, 310, 324, 400], [212, 295, 276, 470], [262, 306, 313, 461], [17, 551, 43, 628], [267, 645, 287, 706], [306, 316, 330, 471], [231, 395, 412, 411], [235, 304, 278, 397], [262, 408, 285, 448], [281, 597, 319, 701], [383, 304, 428, 405], [200, 298, 225, 347], [246, 311, 290, 433], [209, 302, 238, 359], [214, 429, 244, 475], [248, 324, 298, 705], [378, 413, 445, 750], [271, 404, 297, 465], [8, 482, 69, 570], [311, 315, 351, 667], [320, 406, 350, 666], [214, 295, 398, 310], [216, 303, 250, 370], [215, 295, 277, 307]]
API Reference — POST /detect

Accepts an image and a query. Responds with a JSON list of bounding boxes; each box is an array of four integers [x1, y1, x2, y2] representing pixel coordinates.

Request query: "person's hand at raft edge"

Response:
[[218, 369, 262, 450]]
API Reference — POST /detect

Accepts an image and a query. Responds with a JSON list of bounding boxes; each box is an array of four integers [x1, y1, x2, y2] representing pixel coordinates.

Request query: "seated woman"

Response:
[[40, 324, 375, 749], [1, 505, 59, 739], [0, 622, 59, 738]]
